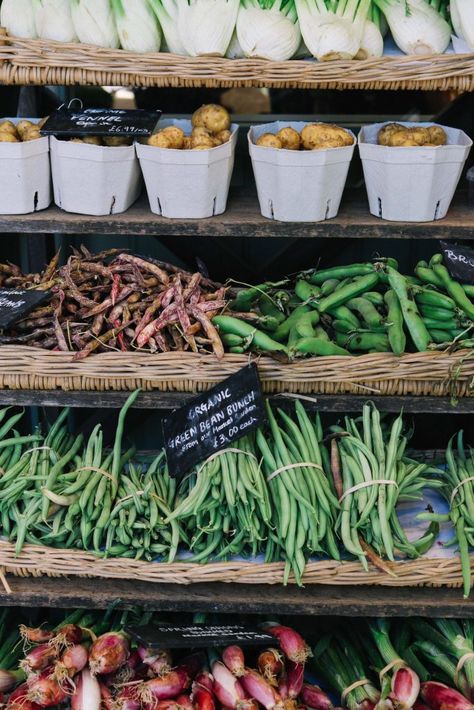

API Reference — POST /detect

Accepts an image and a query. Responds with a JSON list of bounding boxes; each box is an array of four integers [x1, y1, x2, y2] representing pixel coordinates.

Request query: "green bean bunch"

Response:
[[167, 437, 273, 564], [331, 404, 441, 568], [424, 432, 474, 599], [256, 400, 340, 584]]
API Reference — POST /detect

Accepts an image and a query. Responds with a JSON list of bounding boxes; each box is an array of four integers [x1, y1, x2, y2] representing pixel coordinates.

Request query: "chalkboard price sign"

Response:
[[41, 108, 161, 138], [127, 624, 274, 651], [0, 289, 51, 329], [163, 364, 266, 479], [441, 241, 474, 286]]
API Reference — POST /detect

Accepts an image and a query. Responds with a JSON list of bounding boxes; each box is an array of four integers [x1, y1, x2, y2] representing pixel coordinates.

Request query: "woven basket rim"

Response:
[[0, 30, 473, 90]]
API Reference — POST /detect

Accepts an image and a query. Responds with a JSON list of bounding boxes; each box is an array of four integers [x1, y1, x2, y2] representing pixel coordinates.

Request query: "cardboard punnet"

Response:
[[248, 121, 356, 223], [0, 118, 51, 215], [136, 119, 238, 219], [50, 136, 141, 216], [359, 121, 472, 223]]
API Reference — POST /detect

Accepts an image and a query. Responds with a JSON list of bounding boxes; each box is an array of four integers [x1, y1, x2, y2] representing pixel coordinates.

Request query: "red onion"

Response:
[[287, 662, 304, 700], [139, 668, 189, 706], [89, 632, 130, 676], [278, 671, 289, 701], [413, 704, 432, 710], [391, 667, 420, 710], [421, 682, 474, 710], [7, 683, 41, 709], [99, 681, 114, 710], [54, 643, 89, 683], [71, 668, 101, 710], [19, 625, 54, 645], [300, 683, 333, 710], [52, 624, 84, 649], [212, 661, 246, 709], [27, 676, 69, 707], [240, 669, 282, 710], [113, 684, 140, 710], [0, 669, 25, 693], [193, 686, 216, 710], [176, 693, 194, 710], [20, 644, 58, 674], [258, 649, 284, 685], [180, 652, 206, 680], [193, 671, 214, 693], [264, 625, 311, 665], [155, 702, 184, 710], [223, 646, 246, 677]]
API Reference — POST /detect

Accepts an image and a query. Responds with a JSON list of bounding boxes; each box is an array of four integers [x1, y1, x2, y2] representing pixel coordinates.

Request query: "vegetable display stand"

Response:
[[0, 32, 473, 91], [0, 346, 472, 398]]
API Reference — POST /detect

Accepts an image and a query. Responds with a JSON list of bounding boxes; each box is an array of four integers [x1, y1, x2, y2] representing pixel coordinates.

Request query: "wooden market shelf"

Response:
[[0, 390, 471, 413], [0, 190, 472, 239], [0, 33, 473, 91], [1, 577, 474, 617]]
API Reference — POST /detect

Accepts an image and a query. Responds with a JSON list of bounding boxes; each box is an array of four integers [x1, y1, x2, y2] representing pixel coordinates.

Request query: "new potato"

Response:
[[377, 123, 447, 147], [146, 104, 232, 151]]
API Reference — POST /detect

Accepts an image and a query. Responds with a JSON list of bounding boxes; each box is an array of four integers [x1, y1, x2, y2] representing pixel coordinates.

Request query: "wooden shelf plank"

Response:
[[0, 191, 470, 239], [1, 577, 474, 617], [0, 390, 469, 412]]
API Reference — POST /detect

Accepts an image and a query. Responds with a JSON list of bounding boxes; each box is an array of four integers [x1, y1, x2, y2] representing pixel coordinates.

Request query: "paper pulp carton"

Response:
[[248, 121, 356, 223], [136, 119, 238, 219], [359, 121, 472, 222], [50, 136, 141, 216], [0, 118, 51, 215]]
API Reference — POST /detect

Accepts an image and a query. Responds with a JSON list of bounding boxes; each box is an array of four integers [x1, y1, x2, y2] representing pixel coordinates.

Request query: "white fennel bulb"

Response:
[[226, 31, 245, 58], [452, 0, 474, 49], [71, 0, 119, 48], [373, 0, 451, 55], [177, 0, 239, 57], [111, 0, 161, 53], [149, 0, 187, 54], [356, 18, 384, 58], [34, 0, 77, 42], [295, 0, 369, 61], [236, 0, 301, 61], [1, 0, 37, 38]]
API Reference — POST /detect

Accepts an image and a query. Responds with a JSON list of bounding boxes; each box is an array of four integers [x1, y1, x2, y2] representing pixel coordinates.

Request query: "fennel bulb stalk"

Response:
[[451, 0, 474, 49], [111, 0, 161, 53], [177, 0, 240, 57], [1, 0, 37, 38], [295, 0, 370, 60], [71, 0, 119, 48], [34, 0, 77, 42], [236, 0, 301, 61], [373, 0, 451, 54], [149, 0, 187, 54]]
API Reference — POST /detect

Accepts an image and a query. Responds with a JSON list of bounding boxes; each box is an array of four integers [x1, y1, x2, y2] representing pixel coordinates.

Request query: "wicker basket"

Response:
[[0, 32, 473, 91], [0, 346, 472, 397], [0, 539, 468, 588]]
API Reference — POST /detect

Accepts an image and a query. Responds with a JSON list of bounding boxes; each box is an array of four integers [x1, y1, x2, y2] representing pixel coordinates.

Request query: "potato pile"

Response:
[[148, 104, 231, 150], [378, 123, 447, 147], [255, 123, 354, 150], [66, 136, 133, 146], [0, 118, 47, 143]]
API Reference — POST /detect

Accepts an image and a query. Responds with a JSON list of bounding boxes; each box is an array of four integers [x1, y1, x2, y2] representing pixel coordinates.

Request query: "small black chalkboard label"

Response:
[[126, 624, 274, 651], [163, 364, 266, 480], [0, 289, 51, 329], [41, 108, 161, 137], [441, 241, 474, 286]]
